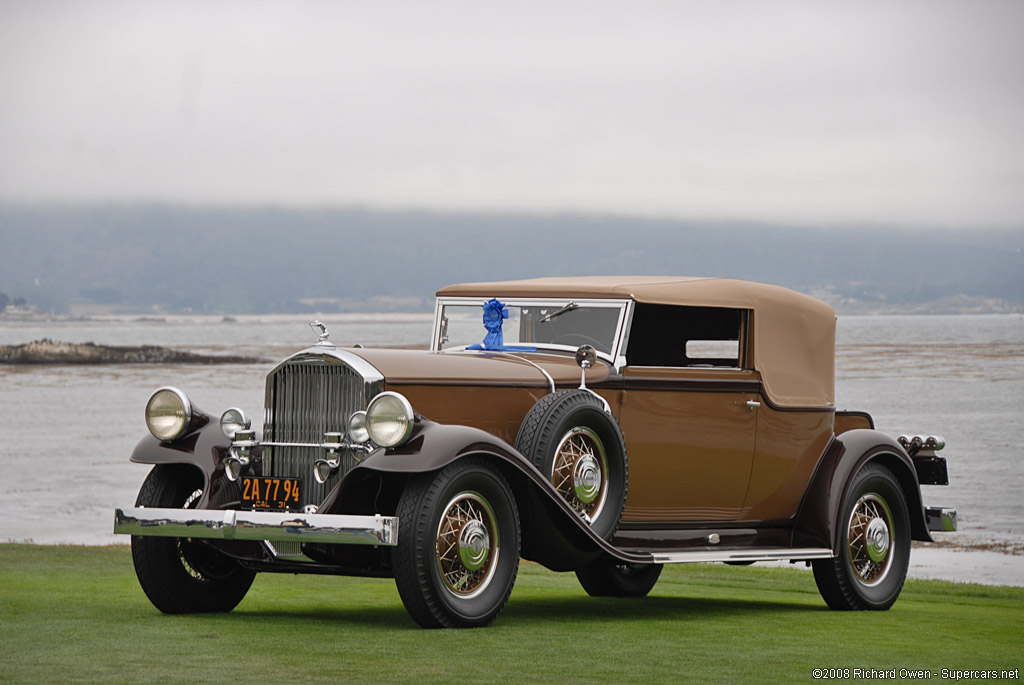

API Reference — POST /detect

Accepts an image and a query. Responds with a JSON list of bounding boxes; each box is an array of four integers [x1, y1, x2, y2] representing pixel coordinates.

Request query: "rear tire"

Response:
[[576, 560, 663, 597], [812, 463, 910, 610], [131, 465, 255, 614]]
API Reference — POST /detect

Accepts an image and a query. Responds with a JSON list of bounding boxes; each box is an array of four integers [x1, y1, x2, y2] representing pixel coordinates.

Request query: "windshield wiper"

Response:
[[540, 301, 578, 322]]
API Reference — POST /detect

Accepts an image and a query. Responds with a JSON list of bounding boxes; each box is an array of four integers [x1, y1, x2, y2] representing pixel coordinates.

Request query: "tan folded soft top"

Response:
[[437, 276, 836, 409]]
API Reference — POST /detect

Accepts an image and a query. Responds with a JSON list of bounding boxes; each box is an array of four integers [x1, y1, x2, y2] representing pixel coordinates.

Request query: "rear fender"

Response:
[[328, 419, 645, 570], [793, 429, 931, 550]]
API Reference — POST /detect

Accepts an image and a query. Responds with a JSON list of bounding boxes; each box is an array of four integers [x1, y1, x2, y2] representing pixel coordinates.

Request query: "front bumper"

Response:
[[114, 507, 398, 546]]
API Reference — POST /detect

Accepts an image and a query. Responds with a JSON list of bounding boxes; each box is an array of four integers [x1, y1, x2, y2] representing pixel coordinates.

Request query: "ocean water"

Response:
[[1, 313, 1022, 584]]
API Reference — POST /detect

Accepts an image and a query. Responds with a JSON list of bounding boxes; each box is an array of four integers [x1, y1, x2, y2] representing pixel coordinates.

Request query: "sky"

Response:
[[1, 0, 1022, 228]]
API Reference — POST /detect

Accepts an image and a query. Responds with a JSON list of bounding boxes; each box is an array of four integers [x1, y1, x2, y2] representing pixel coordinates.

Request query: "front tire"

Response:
[[392, 457, 521, 628], [576, 559, 663, 597], [131, 465, 255, 614], [812, 463, 910, 610]]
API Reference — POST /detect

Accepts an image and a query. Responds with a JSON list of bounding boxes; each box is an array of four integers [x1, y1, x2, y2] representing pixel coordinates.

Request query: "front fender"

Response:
[[328, 419, 647, 570], [793, 429, 931, 551], [128, 411, 233, 508]]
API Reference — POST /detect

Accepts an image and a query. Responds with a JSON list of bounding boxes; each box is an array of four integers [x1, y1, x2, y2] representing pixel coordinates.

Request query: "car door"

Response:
[[614, 303, 758, 523], [617, 366, 760, 522]]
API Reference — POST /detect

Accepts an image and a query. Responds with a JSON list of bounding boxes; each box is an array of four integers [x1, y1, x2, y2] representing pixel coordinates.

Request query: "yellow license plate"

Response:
[[241, 476, 301, 511]]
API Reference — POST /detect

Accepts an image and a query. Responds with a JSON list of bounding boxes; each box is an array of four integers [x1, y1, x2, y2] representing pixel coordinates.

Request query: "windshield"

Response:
[[436, 299, 627, 356]]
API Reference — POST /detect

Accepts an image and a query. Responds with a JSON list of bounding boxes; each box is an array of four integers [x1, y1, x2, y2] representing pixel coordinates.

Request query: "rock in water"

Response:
[[0, 339, 265, 364]]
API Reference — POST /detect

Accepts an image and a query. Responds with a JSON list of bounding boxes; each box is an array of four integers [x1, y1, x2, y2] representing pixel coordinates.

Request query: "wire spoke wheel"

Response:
[[131, 465, 254, 614], [514, 390, 628, 541], [176, 487, 206, 580], [846, 493, 894, 586], [436, 492, 499, 598], [551, 426, 609, 523], [393, 458, 520, 628], [812, 462, 910, 611]]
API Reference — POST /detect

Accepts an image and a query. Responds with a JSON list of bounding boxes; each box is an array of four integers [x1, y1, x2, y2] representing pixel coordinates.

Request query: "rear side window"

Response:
[[625, 304, 745, 368]]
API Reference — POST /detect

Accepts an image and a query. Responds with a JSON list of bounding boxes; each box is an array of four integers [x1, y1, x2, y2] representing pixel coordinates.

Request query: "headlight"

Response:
[[365, 392, 414, 448], [348, 410, 369, 444], [220, 407, 251, 439], [145, 387, 192, 442]]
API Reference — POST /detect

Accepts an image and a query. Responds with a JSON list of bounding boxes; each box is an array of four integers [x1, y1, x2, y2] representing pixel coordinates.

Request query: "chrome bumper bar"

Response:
[[925, 506, 958, 532], [114, 507, 398, 546]]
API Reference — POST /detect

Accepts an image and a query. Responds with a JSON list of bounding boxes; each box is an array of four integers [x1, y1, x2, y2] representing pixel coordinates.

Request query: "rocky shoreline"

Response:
[[0, 339, 265, 364]]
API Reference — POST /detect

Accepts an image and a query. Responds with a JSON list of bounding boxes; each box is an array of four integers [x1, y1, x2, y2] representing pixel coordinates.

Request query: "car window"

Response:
[[439, 302, 623, 355], [626, 304, 745, 368]]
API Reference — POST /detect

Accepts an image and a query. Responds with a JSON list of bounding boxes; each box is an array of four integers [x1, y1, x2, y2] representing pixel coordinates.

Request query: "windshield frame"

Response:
[[431, 296, 633, 365]]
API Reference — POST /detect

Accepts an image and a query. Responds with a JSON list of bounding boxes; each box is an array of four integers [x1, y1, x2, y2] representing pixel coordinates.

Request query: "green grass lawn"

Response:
[[1, 544, 1021, 684]]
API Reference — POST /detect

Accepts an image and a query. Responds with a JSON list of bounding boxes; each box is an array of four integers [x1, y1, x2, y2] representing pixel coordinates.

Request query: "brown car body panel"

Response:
[[834, 410, 875, 434], [356, 345, 894, 541], [352, 347, 609, 387], [617, 367, 760, 522], [741, 407, 835, 521], [356, 348, 612, 445]]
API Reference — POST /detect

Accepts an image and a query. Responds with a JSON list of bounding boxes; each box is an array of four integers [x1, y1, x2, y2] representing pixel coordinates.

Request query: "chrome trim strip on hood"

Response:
[[488, 352, 556, 393]]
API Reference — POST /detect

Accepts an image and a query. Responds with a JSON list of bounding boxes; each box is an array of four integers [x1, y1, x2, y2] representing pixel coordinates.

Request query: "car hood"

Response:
[[346, 347, 610, 388]]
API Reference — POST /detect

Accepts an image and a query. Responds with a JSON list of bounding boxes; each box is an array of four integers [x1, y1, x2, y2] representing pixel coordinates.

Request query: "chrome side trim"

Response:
[[615, 300, 635, 373], [114, 507, 398, 546], [583, 388, 613, 414], [650, 547, 834, 564], [925, 506, 958, 532]]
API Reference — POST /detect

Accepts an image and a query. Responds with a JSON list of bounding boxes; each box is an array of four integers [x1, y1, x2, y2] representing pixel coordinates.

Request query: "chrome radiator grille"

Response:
[[263, 355, 382, 508]]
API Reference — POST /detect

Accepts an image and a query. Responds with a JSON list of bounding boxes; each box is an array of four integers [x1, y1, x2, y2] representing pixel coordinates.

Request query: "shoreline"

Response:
[[907, 547, 1024, 587]]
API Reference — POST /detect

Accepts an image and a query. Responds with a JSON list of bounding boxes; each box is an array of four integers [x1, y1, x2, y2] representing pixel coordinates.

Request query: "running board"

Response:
[[650, 547, 834, 564]]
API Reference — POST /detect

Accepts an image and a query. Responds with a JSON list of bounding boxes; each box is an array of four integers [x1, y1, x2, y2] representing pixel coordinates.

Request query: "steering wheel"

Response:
[[550, 333, 604, 349]]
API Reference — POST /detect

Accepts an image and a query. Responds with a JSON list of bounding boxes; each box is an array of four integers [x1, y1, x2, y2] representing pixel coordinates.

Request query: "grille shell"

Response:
[[262, 350, 384, 508]]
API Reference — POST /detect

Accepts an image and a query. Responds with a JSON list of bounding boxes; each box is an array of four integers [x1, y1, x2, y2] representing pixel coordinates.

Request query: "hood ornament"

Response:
[[310, 320, 333, 347]]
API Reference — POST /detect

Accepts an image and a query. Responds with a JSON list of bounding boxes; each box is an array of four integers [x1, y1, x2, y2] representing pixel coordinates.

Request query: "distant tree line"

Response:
[[0, 291, 29, 310], [1, 205, 1021, 314]]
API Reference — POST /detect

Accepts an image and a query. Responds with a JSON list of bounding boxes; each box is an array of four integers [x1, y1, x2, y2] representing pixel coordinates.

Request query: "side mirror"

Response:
[[575, 345, 597, 389], [575, 345, 597, 369]]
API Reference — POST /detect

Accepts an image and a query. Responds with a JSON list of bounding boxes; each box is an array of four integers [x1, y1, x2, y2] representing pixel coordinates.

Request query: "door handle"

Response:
[[746, 400, 761, 410]]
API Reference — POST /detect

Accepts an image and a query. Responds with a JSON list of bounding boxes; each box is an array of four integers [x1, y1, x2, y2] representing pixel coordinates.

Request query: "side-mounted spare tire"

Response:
[[514, 389, 628, 541]]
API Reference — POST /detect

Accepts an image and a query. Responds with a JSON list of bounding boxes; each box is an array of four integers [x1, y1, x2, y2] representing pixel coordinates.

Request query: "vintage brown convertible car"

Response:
[[114, 276, 956, 628]]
